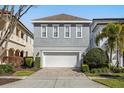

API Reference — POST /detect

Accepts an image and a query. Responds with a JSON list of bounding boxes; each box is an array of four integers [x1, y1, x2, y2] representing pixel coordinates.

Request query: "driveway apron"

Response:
[[0, 68, 108, 88]]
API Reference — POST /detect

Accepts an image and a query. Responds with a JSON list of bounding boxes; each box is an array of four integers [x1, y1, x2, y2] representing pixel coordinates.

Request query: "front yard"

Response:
[[0, 68, 38, 85], [86, 73, 124, 88], [0, 56, 41, 85]]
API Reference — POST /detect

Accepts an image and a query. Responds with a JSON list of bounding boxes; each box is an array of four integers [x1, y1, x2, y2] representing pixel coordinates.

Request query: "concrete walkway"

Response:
[[0, 68, 108, 88], [0, 76, 27, 79]]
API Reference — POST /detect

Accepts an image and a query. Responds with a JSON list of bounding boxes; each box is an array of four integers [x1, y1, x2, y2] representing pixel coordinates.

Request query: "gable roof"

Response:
[[32, 14, 92, 23], [33, 14, 90, 21]]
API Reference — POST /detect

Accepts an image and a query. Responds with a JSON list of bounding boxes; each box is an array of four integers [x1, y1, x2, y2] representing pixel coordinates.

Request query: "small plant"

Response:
[[25, 58, 33, 68], [0, 64, 14, 74], [81, 64, 89, 73]]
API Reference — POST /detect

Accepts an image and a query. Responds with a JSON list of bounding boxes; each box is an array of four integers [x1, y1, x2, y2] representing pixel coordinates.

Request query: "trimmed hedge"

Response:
[[90, 67, 110, 73], [84, 48, 109, 69], [24, 57, 33, 68], [110, 66, 124, 73], [0, 64, 14, 74], [34, 57, 41, 69], [81, 64, 89, 73]]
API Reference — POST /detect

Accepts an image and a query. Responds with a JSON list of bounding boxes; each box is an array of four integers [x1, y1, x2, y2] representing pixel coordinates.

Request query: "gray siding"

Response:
[[90, 24, 106, 48], [34, 23, 90, 47]]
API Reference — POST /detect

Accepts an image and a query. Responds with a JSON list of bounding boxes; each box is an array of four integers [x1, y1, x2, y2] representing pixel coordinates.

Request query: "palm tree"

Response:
[[95, 23, 117, 67], [114, 24, 122, 67], [116, 24, 124, 67], [119, 24, 124, 53]]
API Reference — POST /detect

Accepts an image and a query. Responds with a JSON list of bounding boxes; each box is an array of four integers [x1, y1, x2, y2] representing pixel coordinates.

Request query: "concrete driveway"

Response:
[[0, 68, 107, 88]]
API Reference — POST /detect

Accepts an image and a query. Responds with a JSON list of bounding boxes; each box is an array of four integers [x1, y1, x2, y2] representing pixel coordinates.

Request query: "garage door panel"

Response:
[[44, 55, 78, 67]]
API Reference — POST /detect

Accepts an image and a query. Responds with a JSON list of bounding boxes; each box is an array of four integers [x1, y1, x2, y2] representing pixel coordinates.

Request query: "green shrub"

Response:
[[110, 66, 123, 73], [90, 67, 109, 73], [121, 68, 124, 73], [34, 57, 41, 69], [83, 48, 109, 69], [0, 64, 14, 73], [81, 64, 89, 73], [25, 58, 33, 68], [91, 68, 98, 73]]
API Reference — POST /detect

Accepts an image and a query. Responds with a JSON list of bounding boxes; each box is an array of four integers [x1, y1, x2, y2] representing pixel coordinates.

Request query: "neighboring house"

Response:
[[0, 17, 34, 59], [90, 18, 124, 67], [32, 14, 92, 68]]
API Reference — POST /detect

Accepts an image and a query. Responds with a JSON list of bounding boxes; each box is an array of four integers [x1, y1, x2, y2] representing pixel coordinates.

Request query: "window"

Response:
[[76, 24, 82, 38], [26, 35, 28, 42], [41, 25, 47, 38], [21, 32, 24, 39], [53, 25, 59, 38], [16, 29, 19, 36], [64, 24, 71, 38]]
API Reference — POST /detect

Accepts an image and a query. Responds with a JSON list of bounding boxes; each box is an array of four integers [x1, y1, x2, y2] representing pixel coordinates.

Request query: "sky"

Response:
[[20, 5, 124, 32]]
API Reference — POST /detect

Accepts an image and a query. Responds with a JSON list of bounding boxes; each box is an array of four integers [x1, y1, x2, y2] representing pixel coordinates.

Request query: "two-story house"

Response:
[[32, 14, 91, 68], [0, 13, 34, 60], [90, 18, 124, 67]]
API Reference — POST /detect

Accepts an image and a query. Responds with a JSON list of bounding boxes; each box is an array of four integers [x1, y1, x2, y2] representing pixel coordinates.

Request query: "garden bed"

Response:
[[0, 78, 20, 85]]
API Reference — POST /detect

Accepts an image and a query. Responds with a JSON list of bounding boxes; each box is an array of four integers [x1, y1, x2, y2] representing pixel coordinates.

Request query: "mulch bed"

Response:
[[0, 78, 21, 85], [0, 73, 13, 76]]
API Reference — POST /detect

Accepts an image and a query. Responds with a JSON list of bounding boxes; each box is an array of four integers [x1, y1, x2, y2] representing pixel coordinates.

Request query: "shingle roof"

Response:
[[33, 14, 90, 21]]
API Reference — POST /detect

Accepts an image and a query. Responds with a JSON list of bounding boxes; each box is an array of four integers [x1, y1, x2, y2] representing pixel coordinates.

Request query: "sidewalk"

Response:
[[0, 76, 27, 79]]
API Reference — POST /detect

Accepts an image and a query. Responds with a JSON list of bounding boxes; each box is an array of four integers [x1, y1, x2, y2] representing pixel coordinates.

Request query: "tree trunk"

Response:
[[116, 40, 119, 67], [109, 48, 113, 68]]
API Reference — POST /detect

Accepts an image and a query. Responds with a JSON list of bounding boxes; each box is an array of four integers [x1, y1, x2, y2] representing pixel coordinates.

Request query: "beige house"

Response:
[[0, 19, 33, 58]]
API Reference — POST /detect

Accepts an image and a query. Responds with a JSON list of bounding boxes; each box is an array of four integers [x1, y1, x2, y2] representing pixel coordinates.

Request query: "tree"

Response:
[[95, 23, 117, 67], [115, 24, 124, 67], [0, 5, 32, 61]]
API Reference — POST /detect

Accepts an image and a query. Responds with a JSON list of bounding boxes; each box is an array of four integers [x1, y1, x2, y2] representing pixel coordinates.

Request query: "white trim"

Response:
[[41, 24, 47, 38], [64, 24, 71, 38], [76, 24, 83, 38], [42, 50, 81, 53], [52, 24, 59, 38], [32, 20, 92, 23]]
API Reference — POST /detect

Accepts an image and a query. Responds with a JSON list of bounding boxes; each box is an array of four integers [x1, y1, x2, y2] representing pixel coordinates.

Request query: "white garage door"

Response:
[[43, 52, 78, 67]]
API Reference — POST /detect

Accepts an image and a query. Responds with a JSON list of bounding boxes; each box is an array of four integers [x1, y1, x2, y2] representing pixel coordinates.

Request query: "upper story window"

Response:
[[53, 24, 59, 38], [41, 24, 47, 38], [64, 24, 71, 38], [21, 32, 24, 39], [26, 35, 28, 42], [76, 24, 83, 38], [16, 28, 19, 37]]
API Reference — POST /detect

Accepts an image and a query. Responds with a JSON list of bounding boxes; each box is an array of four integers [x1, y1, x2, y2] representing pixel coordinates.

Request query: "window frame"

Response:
[[76, 24, 83, 38], [41, 24, 47, 38], [52, 24, 59, 38], [64, 24, 71, 38]]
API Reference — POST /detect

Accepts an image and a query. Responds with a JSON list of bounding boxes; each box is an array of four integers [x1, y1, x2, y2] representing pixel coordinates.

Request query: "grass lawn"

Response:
[[93, 79, 124, 88], [13, 70, 34, 76]]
